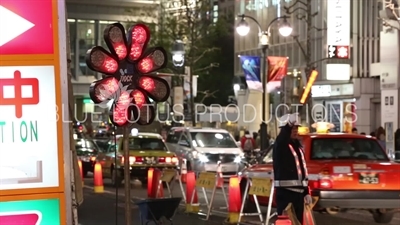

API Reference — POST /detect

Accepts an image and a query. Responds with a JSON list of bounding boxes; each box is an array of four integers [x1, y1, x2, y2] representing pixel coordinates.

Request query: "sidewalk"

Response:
[[78, 190, 226, 225]]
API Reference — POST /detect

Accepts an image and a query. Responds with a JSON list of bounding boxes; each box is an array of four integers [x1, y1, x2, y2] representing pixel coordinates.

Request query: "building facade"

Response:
[[234, 0, 383, 134]]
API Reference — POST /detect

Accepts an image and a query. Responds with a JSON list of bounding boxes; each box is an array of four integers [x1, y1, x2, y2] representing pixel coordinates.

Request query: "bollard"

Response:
[[276, 215, 292, 225], [93, 162, 104, 193], [185, 171, 199, 213], [226, 176, 241, 223], [147, 168, 154, 198], [150, 169, 163, 198], [181, 159, 187, 183], [78, 160, 84, 185]]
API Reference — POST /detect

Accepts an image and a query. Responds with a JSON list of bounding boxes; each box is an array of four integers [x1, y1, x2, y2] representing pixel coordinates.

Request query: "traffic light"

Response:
[[86, 23, 170, 127]]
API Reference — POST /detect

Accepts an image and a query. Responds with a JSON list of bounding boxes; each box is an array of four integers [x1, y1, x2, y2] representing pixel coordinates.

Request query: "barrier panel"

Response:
[[156, 169, 186, 203], [188, 167, 229, 221], [150, 169, 163, 198], [238, 171, 275, 225], [239, 171, 319, 225]]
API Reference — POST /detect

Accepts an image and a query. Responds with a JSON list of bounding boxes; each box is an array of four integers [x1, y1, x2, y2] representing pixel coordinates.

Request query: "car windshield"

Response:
[[121, 137, 167, 151], [311, 138, 388, 161], [190, 132, 237, 148], [75, 139, 98, 155]]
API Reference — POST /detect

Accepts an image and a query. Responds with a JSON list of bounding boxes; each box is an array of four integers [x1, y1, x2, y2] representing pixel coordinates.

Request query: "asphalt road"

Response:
[[82, 176, 400, 225]]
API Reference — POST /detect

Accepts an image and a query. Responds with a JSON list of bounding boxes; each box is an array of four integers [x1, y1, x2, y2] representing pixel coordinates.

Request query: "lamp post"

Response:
[[171, 40, 185, 124], [236, 14, 292, 151]]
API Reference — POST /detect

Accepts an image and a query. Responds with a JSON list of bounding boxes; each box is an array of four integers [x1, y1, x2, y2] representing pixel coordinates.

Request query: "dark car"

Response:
[[93, 139, 110, 152], [75, 138, 100, 176]]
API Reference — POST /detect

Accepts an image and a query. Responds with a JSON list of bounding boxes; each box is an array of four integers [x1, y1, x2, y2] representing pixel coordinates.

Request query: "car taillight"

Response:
[[120, 156, 142, 164], [318, 168, 333, 188], [90, 156, 96, 161], [159, 157, 178, 164]]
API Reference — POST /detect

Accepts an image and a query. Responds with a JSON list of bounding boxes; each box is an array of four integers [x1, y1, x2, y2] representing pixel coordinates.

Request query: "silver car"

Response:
[[165, 127, 245, 177]]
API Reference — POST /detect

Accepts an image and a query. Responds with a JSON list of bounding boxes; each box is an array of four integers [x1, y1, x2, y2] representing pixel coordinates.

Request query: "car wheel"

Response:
[[111, 168, 123, 188], [82, 169, 88, 178], [372, 210, 394, 224], [325, 207, 340, 215]]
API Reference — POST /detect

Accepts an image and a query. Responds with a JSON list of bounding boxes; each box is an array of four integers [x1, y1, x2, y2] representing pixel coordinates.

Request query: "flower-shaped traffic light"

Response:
[[86, 23, 170, 127]]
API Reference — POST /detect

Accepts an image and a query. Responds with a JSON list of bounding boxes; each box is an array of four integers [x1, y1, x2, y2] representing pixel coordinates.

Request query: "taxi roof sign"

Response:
[[312, 122, 335, 134]]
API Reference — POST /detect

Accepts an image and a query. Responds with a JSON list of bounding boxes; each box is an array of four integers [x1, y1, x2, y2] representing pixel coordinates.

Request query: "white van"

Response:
[[166, 127, 245, 177]]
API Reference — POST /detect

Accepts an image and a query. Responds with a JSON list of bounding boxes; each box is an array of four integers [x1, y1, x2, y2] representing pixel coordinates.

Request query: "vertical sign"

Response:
[[0, 0, 68, 224], [327, 0, 350, 59]]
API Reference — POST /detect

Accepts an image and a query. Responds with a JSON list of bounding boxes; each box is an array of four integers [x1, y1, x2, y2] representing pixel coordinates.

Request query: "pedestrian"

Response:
[[376, 127, 386, 150], [273, 113, 312, 224], [360, 132, 366, 135], [370, 131, 376, 137], [240, 131, 255, 156], [253, 132, 259, 149], [352, 127, 358, 134]]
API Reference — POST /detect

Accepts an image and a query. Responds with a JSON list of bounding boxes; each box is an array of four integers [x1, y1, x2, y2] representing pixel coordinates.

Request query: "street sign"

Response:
[[0, 0, 53, 55], [0, 65, 59, 190], [0, 198, 60, 224]]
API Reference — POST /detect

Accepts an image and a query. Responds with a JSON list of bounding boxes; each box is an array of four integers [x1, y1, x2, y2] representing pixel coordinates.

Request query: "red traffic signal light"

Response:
[[86, 23, 170, 127]]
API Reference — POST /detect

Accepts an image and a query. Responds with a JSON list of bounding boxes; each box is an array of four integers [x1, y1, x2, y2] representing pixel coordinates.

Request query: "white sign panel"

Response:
[[312, 85, 331, 97], [327, 0, 350, 46], [0, 66, 59, 190], [326, 64, 350, 80]]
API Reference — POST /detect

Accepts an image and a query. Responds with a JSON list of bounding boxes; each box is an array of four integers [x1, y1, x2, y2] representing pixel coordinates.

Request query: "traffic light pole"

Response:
[[123, 127, 132, 225]]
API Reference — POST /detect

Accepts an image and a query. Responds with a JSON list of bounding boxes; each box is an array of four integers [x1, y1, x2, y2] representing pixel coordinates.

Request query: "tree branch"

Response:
[[198, 90, 218, 103], [193, 47, 219, 64], [377, 17, 400, 31], [284, 6, 307, 15]]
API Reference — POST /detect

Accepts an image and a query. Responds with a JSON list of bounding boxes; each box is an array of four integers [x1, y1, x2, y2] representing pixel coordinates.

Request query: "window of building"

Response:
[[77, 20, 95, 76], [68, 19, 77, 78]]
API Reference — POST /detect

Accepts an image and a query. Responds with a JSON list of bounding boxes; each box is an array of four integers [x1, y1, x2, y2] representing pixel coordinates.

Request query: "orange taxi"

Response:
[[241, 123, 400, 224]]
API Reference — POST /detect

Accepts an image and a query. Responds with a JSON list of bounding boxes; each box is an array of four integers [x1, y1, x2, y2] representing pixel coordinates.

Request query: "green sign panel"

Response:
[[0, 198, 60, 225]]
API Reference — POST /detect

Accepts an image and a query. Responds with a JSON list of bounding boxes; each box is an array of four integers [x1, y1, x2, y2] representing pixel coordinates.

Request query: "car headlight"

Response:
[[234, 155, 242, 163]]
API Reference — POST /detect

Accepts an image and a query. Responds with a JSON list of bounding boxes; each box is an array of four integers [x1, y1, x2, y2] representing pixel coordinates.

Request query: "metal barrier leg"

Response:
[[177, 172, 186, 203], [166, 182, 172, 198], [252, 194, 264, 223], [221, 184, 228, 209], [265, 183, 275, 225], [238, 179, 250, 224], [202, 187, 209, 208], [205, 185, 217, 220]]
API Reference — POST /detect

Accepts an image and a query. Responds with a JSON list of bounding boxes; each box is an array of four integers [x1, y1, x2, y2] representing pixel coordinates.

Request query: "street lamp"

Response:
[[171, 40, 185, 67], [236, 14, 292, 151]]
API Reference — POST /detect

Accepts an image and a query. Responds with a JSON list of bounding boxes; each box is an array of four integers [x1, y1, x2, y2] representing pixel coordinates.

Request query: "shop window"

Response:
[[77, 20, 95, 76], [68, 19, 77, 78]]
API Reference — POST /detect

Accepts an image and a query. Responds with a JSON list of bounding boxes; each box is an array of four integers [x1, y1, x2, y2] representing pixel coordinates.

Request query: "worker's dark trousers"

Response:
[[276, 188, 304, 224]]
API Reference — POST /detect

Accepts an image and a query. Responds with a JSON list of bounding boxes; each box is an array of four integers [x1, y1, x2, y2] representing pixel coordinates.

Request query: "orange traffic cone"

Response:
[[78, 160, 84, 185], [216, 163, 224, 188], [93, 162, 104, 193], [181, 159, 187, 183], [276, 215, 292, 225]]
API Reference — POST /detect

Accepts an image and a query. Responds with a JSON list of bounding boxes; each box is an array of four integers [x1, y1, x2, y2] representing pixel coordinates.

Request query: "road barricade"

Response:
[[238, 171, 275, 225], [187, 169, 229, 220], [155, 168, 186, 202]]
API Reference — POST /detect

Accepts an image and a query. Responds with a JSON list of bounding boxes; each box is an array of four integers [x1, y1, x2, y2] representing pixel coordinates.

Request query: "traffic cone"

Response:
[[216, 163, 224, 188], [151, 169, 163, 198], [147, 168, 154, 198], [181, 159, 187, 183], [78, 160, 84, 185], [185, 171, 199, 213], [226, 176, 241, 224], [276, 215, 292, 225], [93, 162, 104, 193]]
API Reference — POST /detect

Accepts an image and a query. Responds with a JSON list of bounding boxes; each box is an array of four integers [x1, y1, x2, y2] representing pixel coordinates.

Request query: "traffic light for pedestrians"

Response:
[[86, 23, 170, 127]]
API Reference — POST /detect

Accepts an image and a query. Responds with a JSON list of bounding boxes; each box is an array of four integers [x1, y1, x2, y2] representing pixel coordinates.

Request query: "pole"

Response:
[[260, 45, 268, 151], [188, 66, 196, 126], [123, 127, 131, 225]]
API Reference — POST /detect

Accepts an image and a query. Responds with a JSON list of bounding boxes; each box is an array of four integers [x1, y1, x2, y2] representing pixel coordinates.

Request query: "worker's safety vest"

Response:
[[274, 144, 308, 187]]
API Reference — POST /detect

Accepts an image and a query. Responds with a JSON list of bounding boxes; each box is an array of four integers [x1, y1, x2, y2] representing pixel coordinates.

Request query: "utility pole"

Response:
[[284, 0, 327, 127]]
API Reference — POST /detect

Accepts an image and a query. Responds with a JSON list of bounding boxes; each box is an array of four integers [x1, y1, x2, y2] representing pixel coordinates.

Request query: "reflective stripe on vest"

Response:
[[274, 144, 308, 187]]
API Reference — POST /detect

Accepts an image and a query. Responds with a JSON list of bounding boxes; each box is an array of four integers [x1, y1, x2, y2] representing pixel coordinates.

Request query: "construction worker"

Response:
[[273, 113, 312, 224]]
